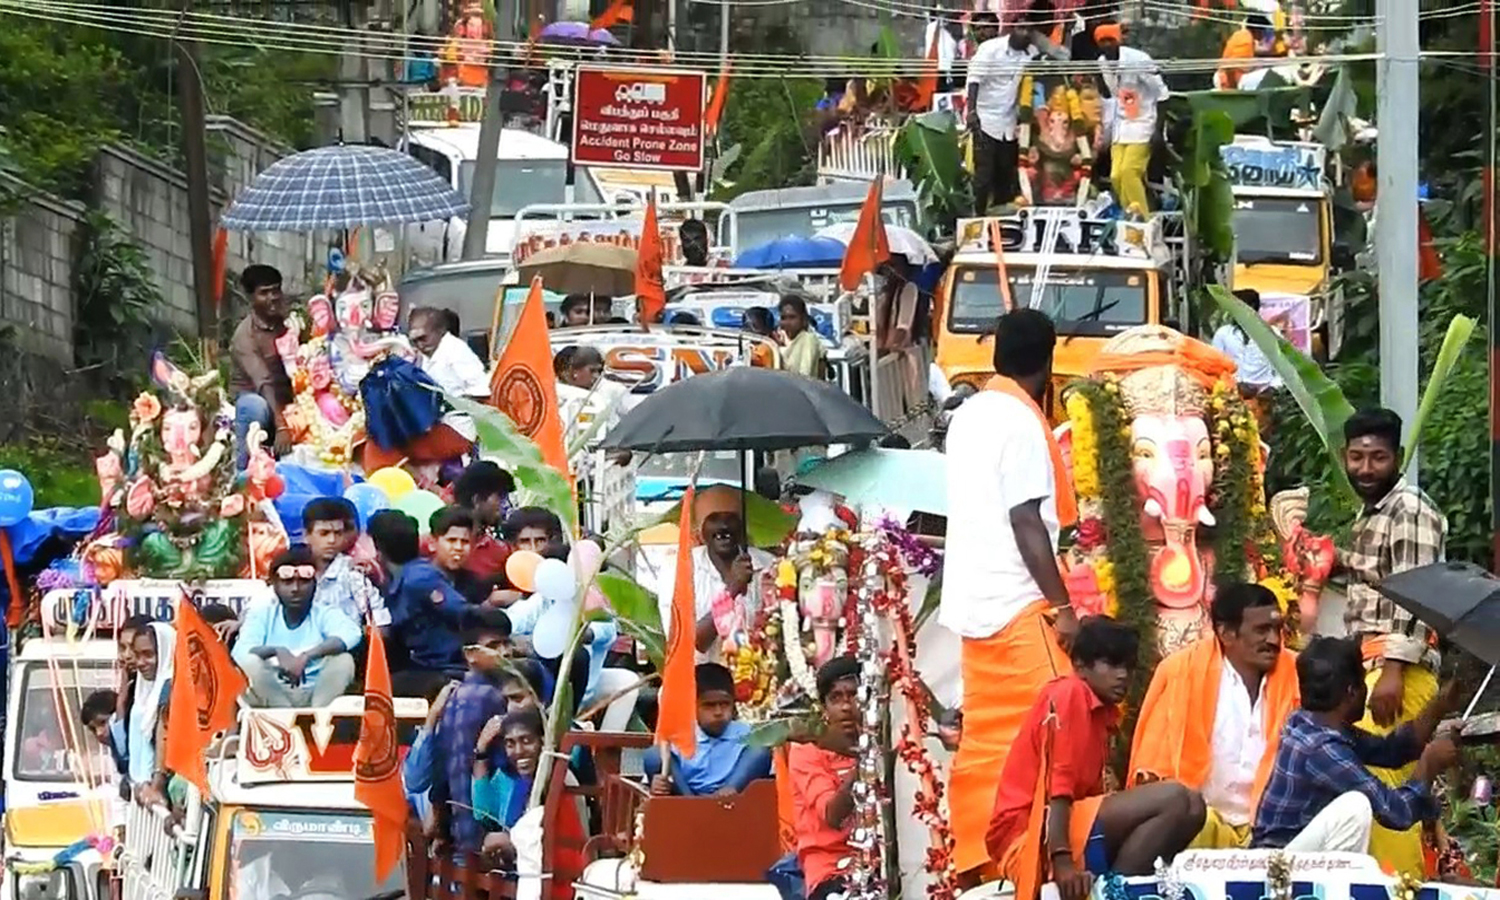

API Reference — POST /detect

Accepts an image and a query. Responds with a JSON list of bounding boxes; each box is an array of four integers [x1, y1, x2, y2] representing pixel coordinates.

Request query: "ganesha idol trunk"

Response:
[[1055, 325, 1294, 659]]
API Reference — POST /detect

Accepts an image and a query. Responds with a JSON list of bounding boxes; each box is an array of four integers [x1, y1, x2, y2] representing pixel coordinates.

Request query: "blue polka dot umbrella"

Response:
[[220, 144, 470, 232]]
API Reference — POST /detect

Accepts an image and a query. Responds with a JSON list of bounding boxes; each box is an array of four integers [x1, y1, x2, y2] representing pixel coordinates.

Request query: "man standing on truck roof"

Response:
[[966, 4, 1068, 214], [1096, 23, 1168, 217], [942, 308, 1079, 879], [228, 264, 294, 467]]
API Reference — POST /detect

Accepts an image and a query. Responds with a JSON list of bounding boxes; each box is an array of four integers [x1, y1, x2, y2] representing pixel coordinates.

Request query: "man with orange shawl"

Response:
[[1127, 583, 1300, 849], [942, 308, 1078, 879]]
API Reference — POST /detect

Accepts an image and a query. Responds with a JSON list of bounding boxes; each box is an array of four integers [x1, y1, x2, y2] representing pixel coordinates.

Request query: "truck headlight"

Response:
[[14, 870, 69, 900]]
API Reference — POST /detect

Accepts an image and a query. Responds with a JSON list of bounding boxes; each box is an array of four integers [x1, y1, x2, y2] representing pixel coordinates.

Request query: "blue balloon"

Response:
[[530, 602, 574, 660], [0, 470, 34, 528], [343, 482, 391, 529]]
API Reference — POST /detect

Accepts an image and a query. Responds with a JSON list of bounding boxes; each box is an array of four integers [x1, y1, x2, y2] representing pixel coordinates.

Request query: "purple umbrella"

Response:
[[539, 21, 617, 45], [589, 28, 621, 45]]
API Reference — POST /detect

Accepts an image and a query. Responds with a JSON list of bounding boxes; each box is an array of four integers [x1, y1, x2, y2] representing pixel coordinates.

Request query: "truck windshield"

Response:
[[12, 661, 115, 781], [947, 267, 1150, 337], [459, 159, 603, 218], [1231, 195, 1324, 265], [736, 202, 916, 249], [228, 809, 403, 900]]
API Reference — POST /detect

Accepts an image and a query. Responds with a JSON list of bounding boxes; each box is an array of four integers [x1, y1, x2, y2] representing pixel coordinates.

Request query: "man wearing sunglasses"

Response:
[[233, 546, 362, 708], [656, 508, 774, 667]]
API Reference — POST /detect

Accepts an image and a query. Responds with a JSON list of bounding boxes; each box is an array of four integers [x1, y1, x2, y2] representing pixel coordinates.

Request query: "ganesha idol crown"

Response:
[[1093, 325, 1214, 418]]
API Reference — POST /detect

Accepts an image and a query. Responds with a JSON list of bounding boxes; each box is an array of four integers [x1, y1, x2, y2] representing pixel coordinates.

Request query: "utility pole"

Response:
[[176, 34, 218, 340], [339, 2, 371, 142], [461, 4, 516, 260], [1484, 0, 1498, 570], [1374, 0, 1419, 480]]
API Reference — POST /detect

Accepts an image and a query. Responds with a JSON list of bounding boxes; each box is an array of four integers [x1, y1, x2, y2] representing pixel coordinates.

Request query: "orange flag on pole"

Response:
[[914, 27, 941, 112], [354, 625, 407, 884], [655, 479, 698, 760], [211, 227, 229, 314], [838, 179, 892, 291], [490, 276, 571, 477], [591, 0, 633, 30], [165, 595, 247, 794], [635, 196, 667, 328], [704, 64, 733, 140]]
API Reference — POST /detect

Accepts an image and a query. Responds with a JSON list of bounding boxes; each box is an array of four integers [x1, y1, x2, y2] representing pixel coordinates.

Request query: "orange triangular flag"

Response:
[[165, 595, 247, 794], [655, 479, 698, 760], [490, 276, 571, 477], [591, 0, 633, 30], [211, 227, 229, 312], [636, 197, 667, 328], [1419, 207, 1443, 283], [354, 626, 408, 884], [838, 180, 892, 291], [914, 26, 940, 112], [704, 64, 733, 140]]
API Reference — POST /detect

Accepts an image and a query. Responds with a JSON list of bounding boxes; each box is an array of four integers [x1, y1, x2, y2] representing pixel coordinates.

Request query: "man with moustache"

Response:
[[1127, 583, 1301, 848], [1331, 407, 1447, 877]]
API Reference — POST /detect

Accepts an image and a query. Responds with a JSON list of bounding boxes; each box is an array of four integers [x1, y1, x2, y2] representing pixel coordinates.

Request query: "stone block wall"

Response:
[[0, 174, 84, 362]]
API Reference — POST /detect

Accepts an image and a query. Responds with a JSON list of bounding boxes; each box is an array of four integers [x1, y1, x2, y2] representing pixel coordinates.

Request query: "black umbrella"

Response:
[[1377, 561, 1500, 720], [1376, 561, 1500, 665], [604, 367, 888, 453]]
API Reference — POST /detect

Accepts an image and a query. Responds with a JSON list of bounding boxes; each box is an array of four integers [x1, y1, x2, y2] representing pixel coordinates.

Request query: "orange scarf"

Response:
[[1126, 637, 1300, 810], [985, 376, 1078, 528]]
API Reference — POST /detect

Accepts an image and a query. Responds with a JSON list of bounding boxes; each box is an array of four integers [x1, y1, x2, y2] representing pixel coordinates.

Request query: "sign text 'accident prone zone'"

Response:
[[572, 67, 707, 172]]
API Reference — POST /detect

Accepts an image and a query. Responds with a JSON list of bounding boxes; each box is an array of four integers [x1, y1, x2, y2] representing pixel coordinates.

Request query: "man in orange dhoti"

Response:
[[942, 308, 1079, 877], [1127, 583, 1300, 849]]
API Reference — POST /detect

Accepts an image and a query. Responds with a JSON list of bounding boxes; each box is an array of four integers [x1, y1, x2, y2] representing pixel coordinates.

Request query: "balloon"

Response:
[[0, 470, 35, 527], [531, 602, 573, 659], [263, 474, 286, 500], [394, 490, 445, 534], [343, 482, 391, 529], [568, 540, 608, 611], [533, 557, 578, 605], [505, 550, 543, 593], [367, 467, 417, 500]]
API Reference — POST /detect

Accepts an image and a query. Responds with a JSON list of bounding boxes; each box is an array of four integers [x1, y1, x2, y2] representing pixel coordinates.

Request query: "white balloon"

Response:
[[530, 603, 573, 659], [533, 557, 579, 605]]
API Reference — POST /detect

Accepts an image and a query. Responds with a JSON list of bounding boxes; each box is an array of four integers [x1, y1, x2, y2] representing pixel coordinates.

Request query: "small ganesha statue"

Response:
[[93, 355, 258, 580]]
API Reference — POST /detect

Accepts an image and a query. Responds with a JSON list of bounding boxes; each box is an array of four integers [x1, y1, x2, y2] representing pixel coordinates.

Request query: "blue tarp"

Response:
[[6, 507, 101, 565], [733, 236, 847, 269], [273, 463, 357, 545]]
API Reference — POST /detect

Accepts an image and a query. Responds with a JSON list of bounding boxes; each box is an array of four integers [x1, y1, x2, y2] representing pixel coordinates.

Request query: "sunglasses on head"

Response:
[[276, 565, 316, 581]]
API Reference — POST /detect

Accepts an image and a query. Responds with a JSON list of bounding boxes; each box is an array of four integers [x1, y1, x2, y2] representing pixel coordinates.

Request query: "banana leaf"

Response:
[[897, 110, 968, 230], [596, 571, 665, 668], [647, 489, 796, 549], [1406, 315, 1478, 471], [1207, 286, 1359, 509], [448, 394, 579, 538]]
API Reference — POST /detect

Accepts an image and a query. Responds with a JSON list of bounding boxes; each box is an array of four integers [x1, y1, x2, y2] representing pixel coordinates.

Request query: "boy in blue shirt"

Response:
[[646, 663, 772, 796]]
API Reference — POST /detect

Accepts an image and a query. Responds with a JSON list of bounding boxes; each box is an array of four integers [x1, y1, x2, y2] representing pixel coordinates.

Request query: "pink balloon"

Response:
[[583, 585, 609, 613], [570, 540, 608, 612]]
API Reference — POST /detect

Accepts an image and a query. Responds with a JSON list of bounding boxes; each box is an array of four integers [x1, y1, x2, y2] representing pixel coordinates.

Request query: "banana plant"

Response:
[[895, 110, 969, 237], [448, 394, 578, 537], [1207, 286, 1477, 516]]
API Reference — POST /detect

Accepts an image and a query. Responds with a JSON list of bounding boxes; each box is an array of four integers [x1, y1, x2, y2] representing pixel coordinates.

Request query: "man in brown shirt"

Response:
[[229, 264, 294, 466]]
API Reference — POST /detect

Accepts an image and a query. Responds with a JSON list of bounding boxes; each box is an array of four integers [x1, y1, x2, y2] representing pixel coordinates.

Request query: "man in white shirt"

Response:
[[1096, 23, 1168, 216], [655, 503, 774, 666], [941, 308, 1079, 876], [966, 12, 1043, 212], [1127, 583, 1301, 849], [1210, 288, 1286, 393], [408, 306, 491, 443]]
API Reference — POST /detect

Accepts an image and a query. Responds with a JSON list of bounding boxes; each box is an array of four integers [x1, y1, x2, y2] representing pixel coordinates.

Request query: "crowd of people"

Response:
[[940, 306, 1460, 896]]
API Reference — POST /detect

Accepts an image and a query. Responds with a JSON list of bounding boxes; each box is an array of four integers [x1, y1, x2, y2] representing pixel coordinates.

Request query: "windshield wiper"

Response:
[[1237, 251, 1310, 265], [358, 891, 406, 900], [1062, 297, 1120, 345]]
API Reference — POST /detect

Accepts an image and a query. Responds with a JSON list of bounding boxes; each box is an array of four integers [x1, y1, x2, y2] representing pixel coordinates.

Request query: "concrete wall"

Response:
[[0, 174, 84, 362]]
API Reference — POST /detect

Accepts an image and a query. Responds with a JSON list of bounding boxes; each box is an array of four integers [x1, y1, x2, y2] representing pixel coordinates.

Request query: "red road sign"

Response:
[[572, 66, 707, 172]]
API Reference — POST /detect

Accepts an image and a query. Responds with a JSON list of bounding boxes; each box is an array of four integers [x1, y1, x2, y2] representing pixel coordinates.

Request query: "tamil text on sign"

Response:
[[572, 67, 707, 172]]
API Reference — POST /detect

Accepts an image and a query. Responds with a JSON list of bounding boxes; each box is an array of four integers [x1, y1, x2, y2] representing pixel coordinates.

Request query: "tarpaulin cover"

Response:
[[7, 507, 102, 565], [273, 463, 356, 545]]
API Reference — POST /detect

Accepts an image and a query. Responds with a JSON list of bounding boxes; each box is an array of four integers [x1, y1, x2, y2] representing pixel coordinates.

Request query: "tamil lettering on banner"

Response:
[[237, 695, 427, 785], [572, 67, 707, 171], [1221, 141, 1326, 191], [40, 579, 273, 632], [511, 219, 732, 267], [1095, 850, 1486, 900]]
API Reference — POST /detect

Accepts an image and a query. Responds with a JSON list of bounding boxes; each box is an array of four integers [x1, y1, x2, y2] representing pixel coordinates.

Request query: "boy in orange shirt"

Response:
[[788, 656, 861, 900]]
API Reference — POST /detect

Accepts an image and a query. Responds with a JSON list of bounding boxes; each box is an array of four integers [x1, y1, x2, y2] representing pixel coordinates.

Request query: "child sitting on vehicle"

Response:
[[645, 662, 773, 797]]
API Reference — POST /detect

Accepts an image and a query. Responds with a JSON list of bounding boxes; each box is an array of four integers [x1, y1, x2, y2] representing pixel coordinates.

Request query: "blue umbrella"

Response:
[[220, 145, 471, 232], [733, 235, 847, 269]]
